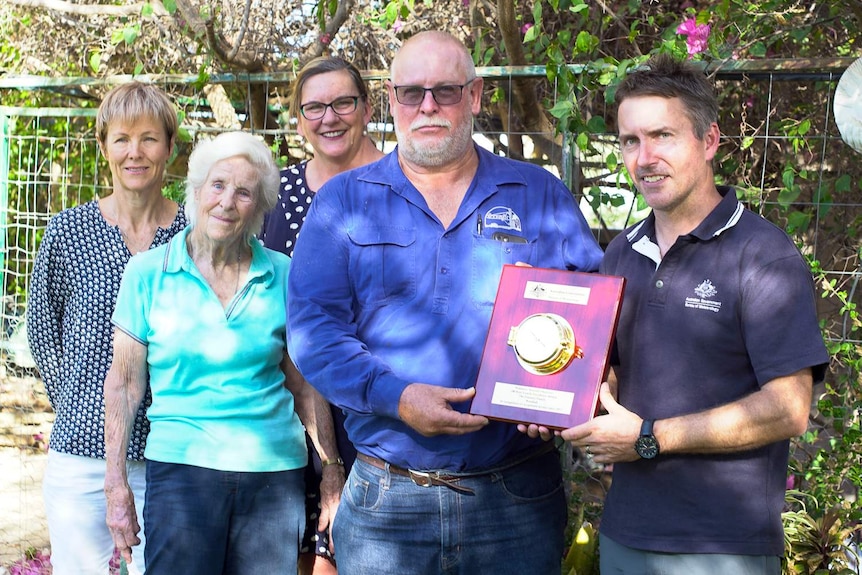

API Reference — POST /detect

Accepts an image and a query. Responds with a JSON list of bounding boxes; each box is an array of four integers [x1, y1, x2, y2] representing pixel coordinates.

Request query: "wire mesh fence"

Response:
[[0, 61, 859, 566]]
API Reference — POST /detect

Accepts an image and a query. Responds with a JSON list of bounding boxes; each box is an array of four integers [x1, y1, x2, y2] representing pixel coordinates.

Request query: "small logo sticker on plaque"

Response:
[[524, 281, 591, 305]]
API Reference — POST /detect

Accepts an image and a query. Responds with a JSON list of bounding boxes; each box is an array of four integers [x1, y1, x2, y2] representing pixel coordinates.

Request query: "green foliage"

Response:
[[783, 491, 860, 574]]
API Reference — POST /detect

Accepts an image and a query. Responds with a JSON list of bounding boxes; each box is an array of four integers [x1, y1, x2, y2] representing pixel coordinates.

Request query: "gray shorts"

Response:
[[599, 533, 781, 575]]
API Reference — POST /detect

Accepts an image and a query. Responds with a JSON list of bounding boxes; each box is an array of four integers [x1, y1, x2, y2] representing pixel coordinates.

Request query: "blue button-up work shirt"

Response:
[[288, 145, 602, 471]]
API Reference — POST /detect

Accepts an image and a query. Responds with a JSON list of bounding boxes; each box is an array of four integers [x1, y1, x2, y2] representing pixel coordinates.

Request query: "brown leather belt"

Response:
[[356, 453, 476, 495]]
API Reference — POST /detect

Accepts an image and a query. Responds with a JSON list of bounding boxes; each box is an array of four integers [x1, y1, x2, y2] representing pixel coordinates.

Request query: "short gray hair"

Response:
[[184, 131, 280, 241]]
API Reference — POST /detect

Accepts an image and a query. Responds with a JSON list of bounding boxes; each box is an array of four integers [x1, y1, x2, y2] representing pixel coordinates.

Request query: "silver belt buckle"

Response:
[[408, 469, 434, 488]]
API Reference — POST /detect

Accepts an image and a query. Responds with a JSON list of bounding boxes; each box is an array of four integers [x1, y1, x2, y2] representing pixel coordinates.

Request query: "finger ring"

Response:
[[585, 445, 592, 456]]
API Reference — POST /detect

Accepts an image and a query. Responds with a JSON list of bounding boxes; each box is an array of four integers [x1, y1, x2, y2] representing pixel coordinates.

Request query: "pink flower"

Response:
[[9, 549, 51, 575], [521, 23, 533, 35], [676, 17, 710, 58], [392, 17, 404, 34], [320, 33, 331, 45], [786, 475, 796, 490]]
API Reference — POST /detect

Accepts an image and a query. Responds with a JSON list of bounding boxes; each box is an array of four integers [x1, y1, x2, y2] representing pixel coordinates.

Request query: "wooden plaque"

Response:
[[470, 265, 625, 430]]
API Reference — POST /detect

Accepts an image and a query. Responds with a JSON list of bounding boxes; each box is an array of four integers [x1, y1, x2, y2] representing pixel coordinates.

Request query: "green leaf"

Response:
[[782, 167, 796, 190], [110, 28, 125, 46], [547, 99, 574, 120], [586, 115, 606, 133], [524, 26, 540, 43], [532, 2, 543, 26], [133, 62, 144, 76], [162, 0, 177, 13], [569, 1, 588, 14], [88, 52, 100, 74], [141, 3, 154, 17], [786, 210, 811, 232], [575, 31, 597, 53], [740, 136, 755, 150], [778, 185, 801, 206], [605, 152, 618, 172], [576, 131, 589, 151], [123, 25, 140, 45], [749, 42, 767, 57], [835, 174, 851, 194]]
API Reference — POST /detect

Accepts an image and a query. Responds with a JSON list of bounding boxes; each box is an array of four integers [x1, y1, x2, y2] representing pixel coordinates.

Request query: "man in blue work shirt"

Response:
[[288, 30, 602, 574]]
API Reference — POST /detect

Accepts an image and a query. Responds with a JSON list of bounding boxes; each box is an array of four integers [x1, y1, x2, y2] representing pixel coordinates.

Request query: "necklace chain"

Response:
[[113, 204, 158, 255], [118, 226, 155, 255]]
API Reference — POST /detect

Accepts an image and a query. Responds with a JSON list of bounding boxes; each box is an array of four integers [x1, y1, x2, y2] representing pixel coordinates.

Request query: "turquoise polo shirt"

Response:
[[113, 226, 307, 473]]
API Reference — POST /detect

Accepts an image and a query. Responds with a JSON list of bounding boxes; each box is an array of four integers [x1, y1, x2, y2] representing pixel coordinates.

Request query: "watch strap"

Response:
[[639, 418, 654, 437]]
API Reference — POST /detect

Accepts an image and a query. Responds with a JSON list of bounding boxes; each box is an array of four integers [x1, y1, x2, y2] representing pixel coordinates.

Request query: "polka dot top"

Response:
[[260, 161, 314, 258], [26, 200, 188, 460]]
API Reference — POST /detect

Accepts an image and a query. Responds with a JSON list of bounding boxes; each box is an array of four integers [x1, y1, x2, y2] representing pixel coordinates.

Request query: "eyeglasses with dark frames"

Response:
[[299, 96, 360, 120], [392, 78, 477, 106]]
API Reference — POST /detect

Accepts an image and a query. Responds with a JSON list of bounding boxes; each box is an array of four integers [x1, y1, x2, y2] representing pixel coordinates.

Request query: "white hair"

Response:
[[184, 131, 280, 240]]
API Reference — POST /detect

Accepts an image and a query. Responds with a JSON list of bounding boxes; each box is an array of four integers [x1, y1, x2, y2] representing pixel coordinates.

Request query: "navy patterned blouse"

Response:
[[26, 200, 188, 460], [260, 161, 314, 257]]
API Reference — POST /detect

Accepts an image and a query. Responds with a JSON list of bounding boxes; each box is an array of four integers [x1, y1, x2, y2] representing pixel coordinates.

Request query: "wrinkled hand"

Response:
[[559, 382, 643, 464], [105, 482, 141, 565], [318, 464, 345, 554], [398, 384, 489, 437]]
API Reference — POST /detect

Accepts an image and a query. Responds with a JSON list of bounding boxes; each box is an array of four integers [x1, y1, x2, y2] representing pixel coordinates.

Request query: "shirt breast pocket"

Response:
[[471, 236, 536, 307], [348, 226, 418, 307]]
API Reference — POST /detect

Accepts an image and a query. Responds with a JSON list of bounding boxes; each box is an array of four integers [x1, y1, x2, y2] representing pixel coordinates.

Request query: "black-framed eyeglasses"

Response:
[[392, 79, 476, 106], [299, 96, 360, 120]]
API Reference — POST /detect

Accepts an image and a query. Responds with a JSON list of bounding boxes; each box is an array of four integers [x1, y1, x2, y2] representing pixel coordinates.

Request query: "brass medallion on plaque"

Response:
[[471, 265, 625, 429]]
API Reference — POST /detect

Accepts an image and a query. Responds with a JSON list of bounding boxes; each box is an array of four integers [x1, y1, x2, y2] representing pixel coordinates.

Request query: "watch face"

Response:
[[512, 314, 563, 364], [635, 435, 659, 459], [507, 313, 578, 375]]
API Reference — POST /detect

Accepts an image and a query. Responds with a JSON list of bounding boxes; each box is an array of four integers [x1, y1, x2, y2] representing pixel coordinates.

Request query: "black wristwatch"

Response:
[[634, 419, 660, 459]]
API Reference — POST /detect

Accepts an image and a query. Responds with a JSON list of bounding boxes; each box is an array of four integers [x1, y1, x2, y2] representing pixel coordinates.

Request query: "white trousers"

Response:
[[43, 450, 146, 575]]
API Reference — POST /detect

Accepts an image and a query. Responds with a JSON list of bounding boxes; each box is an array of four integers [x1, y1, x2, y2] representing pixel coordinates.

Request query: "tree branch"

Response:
[[496, 0, 561, 160], [301, 0, 355, 62], [225, 0, 253, 62]]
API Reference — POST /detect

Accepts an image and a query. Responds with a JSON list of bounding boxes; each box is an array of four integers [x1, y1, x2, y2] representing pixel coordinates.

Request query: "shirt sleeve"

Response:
[[111, 255, 151, 345], [287, 189, 410, 420], [553, 179, 603, 272], [26, 220, 66, 407]]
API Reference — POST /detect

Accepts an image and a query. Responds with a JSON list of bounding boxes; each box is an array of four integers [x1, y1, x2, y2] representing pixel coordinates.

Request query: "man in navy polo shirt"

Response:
[[556, 54, 830, 573]]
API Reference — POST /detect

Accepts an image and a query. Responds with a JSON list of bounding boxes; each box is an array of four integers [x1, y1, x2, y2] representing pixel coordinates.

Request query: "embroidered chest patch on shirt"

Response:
[[685, 279, 722, 313], [483, 206, 523, 232]]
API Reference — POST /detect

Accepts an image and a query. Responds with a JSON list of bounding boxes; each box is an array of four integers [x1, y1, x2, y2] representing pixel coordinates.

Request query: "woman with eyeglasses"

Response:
[[260, 56, 384, 575]]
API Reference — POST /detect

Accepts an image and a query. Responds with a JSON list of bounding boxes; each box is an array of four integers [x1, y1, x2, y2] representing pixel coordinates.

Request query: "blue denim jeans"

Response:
[[332, 448, 566, 575], [143, 461, 305, 575]]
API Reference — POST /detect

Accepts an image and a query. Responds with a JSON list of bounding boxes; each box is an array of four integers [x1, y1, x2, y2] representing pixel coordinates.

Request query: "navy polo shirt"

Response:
[[599, 186, 829, 555]]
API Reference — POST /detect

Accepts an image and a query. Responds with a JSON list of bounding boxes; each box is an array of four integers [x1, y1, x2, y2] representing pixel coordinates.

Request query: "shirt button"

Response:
[[441, 267, 449, 274], [655, 280, 664, 289]]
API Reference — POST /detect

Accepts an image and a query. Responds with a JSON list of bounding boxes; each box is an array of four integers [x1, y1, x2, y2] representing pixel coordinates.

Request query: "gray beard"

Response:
[[396, 118, 474, 168]]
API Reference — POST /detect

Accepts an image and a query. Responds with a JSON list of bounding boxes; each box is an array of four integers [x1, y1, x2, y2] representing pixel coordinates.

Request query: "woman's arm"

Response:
[[282, 352, 344, 549], [104, 328, 149, 566]]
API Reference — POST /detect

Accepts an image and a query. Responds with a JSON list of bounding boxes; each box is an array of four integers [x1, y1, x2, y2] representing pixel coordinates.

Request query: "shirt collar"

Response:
[[626, 186, 744, 267], [164, 226, 276, 287], [360, 144, 526, 190], [626, 185, 744, 246]]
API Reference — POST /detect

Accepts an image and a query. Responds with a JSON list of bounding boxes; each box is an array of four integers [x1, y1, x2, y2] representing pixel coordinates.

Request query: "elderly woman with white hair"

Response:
[[104, 131, 340, 574]]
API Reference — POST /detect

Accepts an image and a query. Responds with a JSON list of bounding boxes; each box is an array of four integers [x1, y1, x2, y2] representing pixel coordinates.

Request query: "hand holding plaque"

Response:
[[471, 265, 625, 429]]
